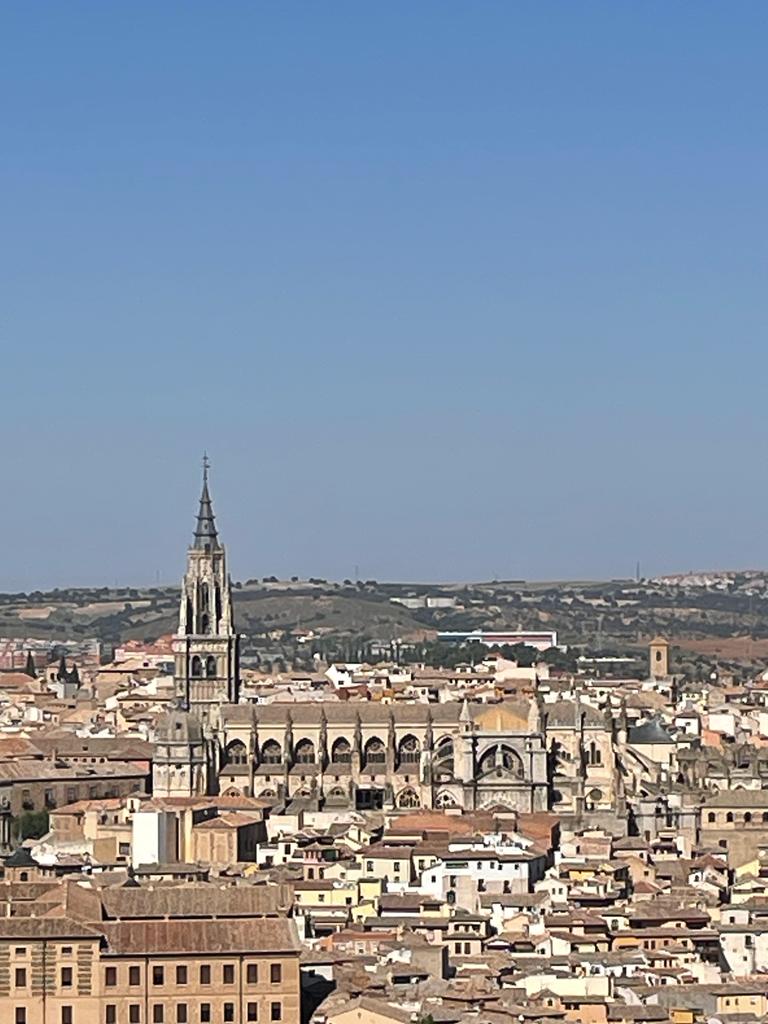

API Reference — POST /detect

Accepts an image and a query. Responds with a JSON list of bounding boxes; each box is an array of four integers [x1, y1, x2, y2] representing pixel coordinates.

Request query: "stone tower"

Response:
[[152, 706, 208, 797], [649, 636, 669, 680], [174, 458, 240, 731]]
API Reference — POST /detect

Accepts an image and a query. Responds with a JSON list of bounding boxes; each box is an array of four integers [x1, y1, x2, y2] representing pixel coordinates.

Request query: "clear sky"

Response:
[[2, 3, 767, 588]]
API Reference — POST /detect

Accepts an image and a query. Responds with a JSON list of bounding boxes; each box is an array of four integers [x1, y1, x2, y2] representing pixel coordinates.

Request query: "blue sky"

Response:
[[2, 3, 767, 587]]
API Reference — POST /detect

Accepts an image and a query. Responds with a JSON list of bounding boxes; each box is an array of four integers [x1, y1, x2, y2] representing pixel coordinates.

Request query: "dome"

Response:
[[155, 707, 204, 745]]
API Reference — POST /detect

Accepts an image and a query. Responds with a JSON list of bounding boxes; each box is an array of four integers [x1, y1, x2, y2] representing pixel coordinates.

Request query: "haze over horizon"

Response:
[[3, 3, 768, 590]]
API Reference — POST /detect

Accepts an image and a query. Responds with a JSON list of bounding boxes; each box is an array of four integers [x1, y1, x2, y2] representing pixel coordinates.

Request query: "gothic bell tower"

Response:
[[174, 457, 240, 729]]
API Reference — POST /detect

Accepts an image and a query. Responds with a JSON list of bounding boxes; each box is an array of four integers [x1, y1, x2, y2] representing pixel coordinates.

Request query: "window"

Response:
[[247, 1005, 258, 1022], [271, 1004, 282, 1022], [223, 964, 235, 985], [270, 964, 282, 984], [119, 843, 130, 857], [153, 967, 164, 986], [15, 967, 27, 987], [366, 861, 374, 873], [16, 1010, 26, 1024], [61, 966, 73, 987], [393, 862, 401, 873], [200, 965, 211, 985], [224, 1005, 235, 1023], [176, 1007, 187, 1024], [201, 1007, 211, 1024], [106, 1007, 117, 1024], [247, 964, 258, 984], [152, 1007, 164, 1024], [62, 1009, 73, 1024], [129, 1008, 140, 1024], [129, 966, 141, 986], [61, 947, 72, 955], [176, 966, 187, 985], [15, 948, 27, 956], [105, 967, 117, 987]]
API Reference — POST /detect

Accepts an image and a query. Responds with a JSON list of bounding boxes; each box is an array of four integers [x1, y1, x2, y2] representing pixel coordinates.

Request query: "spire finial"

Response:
[[193, 457, 219, 551]]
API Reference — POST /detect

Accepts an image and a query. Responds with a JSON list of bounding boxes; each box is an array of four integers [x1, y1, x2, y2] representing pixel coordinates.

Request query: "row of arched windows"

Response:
[[190, 655, 217, 678], [708, 810, 768, 824], [224, 735, 528, 776], [184, 582, 223, 635], [250, 781, 443, 809], [226, 734, 421, 767]]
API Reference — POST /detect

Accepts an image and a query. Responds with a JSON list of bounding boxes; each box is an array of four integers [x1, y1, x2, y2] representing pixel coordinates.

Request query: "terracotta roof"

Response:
[[99, 882, 293, 919], [193, 812, 263, 830], [102, 917, 300, 954], [0, 917, 100, 939]]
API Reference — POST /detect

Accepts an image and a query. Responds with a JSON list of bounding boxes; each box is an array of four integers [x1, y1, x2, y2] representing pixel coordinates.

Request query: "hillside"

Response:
[[2, 571, 768, 674]]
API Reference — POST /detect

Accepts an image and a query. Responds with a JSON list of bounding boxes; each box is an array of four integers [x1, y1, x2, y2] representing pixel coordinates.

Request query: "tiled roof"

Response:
[[99, 882, 293, 919], [102, 917, 300, 955]]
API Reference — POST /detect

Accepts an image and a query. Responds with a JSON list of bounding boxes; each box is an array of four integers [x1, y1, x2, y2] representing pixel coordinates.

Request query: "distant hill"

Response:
[[1, 572, 768, 674]]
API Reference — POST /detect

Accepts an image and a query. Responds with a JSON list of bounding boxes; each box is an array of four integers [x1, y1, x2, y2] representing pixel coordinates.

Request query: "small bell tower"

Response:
[[649, 636, 669, 680]]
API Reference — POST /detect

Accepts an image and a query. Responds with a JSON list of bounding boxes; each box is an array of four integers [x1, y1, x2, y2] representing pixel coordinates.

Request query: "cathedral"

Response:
[[153, 465, 621, 820]]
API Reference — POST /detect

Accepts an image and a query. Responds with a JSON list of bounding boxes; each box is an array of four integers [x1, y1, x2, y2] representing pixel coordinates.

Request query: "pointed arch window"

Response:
[[294, 739, 315, 764], [478, 745, 524, 778], [261, 740, 282, 765], [364, 737, 386, 767], [190, 656, 202, 678], [397, 735, 420, 765], [397, 787, 420, 808], [226, 741, 248, 766], [435, 790, 458, 809], [331, 737, 352, 764], [205, 656, 217, 678]]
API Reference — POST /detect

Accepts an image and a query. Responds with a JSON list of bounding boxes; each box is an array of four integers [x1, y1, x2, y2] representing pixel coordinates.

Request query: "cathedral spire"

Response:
[[193, 453, 220, 551]]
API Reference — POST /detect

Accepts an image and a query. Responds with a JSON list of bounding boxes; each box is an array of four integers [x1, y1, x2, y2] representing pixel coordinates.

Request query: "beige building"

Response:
[[1, 882, 301, 1024]]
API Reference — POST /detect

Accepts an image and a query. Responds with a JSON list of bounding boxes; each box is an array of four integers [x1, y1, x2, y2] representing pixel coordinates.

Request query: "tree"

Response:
[[540, 646, 578, 672], [12, 810, 49, 842], [57, 655, 68, 681], [499, 643, 539, 668], [24, 651, 36, 678]]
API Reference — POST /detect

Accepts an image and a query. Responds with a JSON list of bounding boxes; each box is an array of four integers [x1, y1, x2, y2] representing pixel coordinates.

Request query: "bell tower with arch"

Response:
[[174, 457, 240, 730]]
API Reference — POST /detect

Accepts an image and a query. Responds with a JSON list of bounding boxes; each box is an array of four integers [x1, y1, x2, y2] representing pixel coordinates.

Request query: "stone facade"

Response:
[[217, 700, 549, 814], [173, 459, 240, 729]]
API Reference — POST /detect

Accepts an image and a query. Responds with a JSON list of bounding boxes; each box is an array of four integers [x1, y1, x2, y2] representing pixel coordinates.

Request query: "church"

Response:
[[152, 464, 549, 814]]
